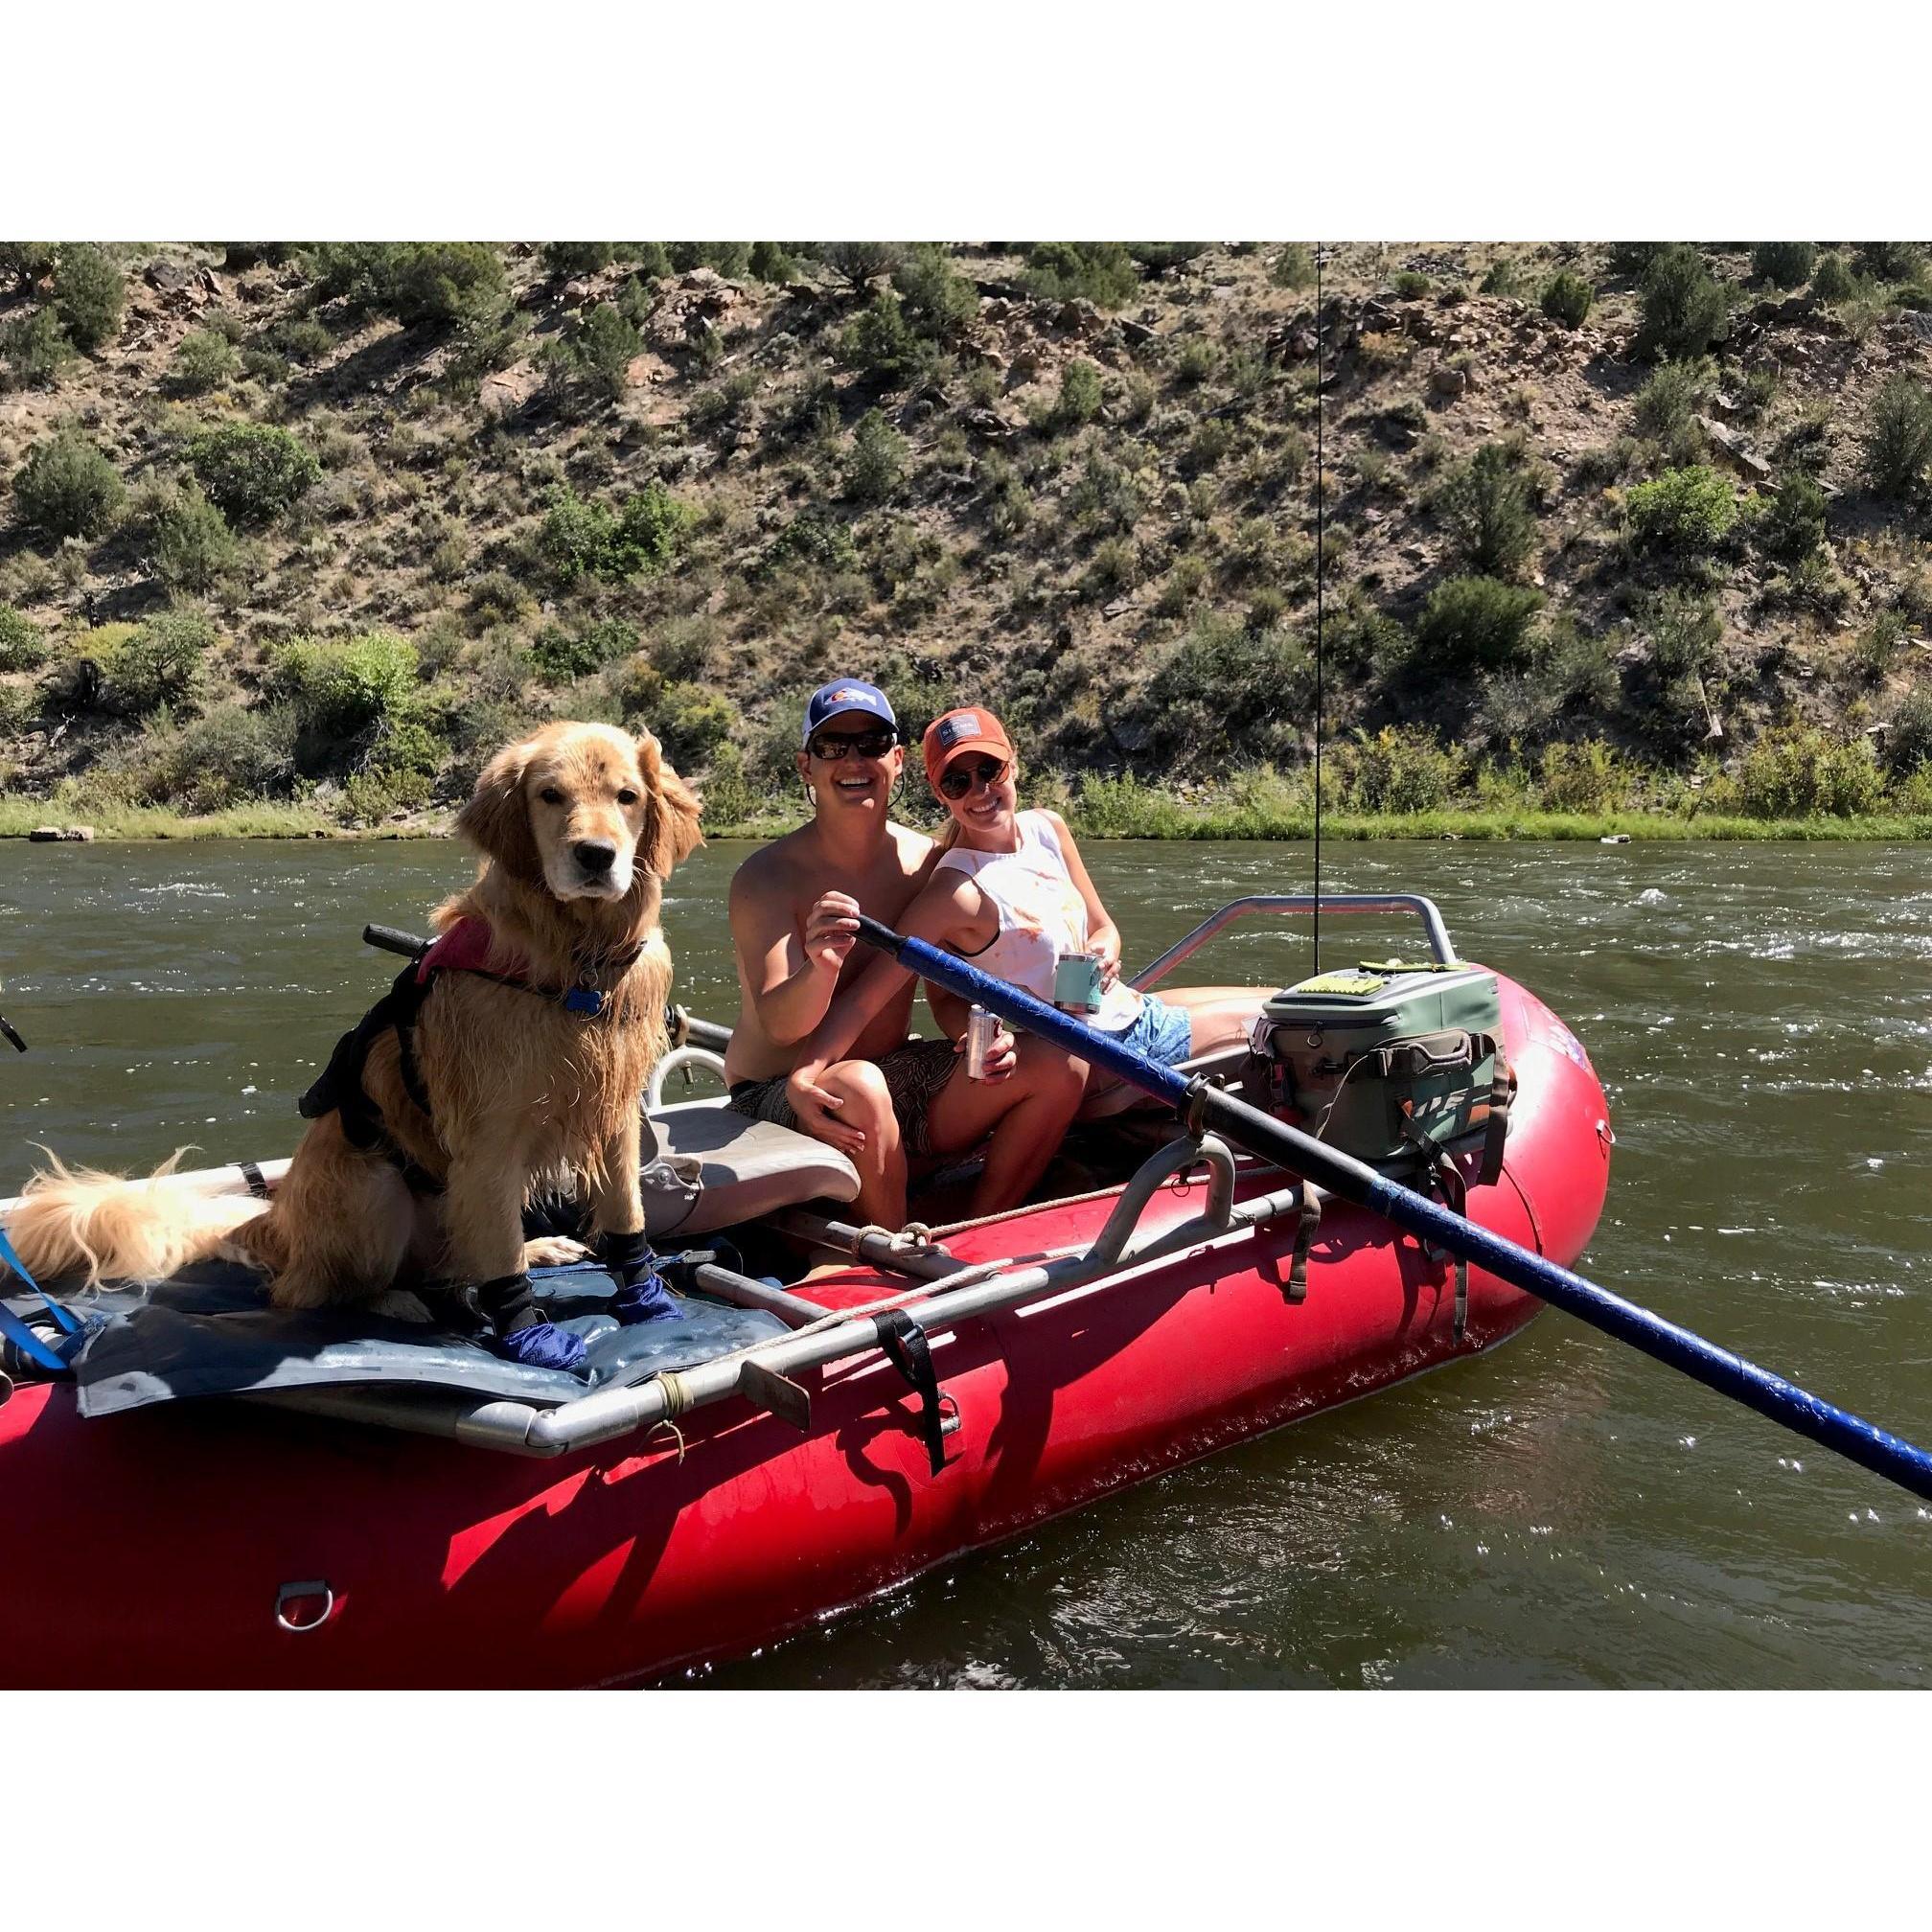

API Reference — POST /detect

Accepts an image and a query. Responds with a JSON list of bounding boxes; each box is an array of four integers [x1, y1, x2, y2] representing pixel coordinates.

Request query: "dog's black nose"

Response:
[[573, 840, 616, 875]]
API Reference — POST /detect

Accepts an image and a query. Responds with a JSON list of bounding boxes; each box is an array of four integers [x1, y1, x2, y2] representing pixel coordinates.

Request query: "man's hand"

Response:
[[954, 1022, 1018, 1082], [787, 1062, 867, 1156], [803, 891, 862, 975]]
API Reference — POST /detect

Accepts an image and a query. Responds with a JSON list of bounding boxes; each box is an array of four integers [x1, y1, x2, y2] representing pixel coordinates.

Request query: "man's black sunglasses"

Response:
[[937, 756, 1009, 800], [808, 727, 900, 761]]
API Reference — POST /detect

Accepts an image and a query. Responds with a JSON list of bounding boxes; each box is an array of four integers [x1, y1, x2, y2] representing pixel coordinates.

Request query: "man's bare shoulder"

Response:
[[888, 820, 938, 880], [730, 826, 816, 904]]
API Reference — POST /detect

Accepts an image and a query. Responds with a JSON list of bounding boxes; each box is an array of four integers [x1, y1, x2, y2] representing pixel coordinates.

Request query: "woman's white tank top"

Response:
[[933, 811, 1141, 1030]]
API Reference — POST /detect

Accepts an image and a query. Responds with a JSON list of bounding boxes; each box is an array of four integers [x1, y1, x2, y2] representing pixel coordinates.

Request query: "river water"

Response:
[[3, 835, 1929, 1688]]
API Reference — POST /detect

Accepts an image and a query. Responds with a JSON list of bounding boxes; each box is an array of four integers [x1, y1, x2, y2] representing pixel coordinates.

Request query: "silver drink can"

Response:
[[966, 1004, 998, 1080]]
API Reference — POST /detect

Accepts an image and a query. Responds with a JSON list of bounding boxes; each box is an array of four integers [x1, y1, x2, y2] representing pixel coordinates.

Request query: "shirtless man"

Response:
[[724, 678, 1082, 1228]]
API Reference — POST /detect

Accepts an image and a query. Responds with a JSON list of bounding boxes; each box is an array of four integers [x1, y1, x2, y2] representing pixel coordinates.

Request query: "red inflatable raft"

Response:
[[0, 957, 1609, 1689]]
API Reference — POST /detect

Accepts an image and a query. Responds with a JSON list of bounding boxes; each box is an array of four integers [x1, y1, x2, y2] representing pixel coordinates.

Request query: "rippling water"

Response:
[[3, 837, 1929, 1687]]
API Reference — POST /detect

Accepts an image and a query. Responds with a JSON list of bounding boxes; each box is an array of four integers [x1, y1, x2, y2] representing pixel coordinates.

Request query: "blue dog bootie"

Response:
[[477, 1271, 588, 1373], [602, 1231, 682, 1325]]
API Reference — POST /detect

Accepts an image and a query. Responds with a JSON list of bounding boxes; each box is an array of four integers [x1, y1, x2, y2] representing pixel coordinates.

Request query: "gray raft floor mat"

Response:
[[21, 1259, 792, 1418]]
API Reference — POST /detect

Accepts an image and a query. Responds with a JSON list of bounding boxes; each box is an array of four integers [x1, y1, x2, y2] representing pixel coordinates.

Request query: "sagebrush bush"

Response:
[[1414, 575, 1545, 670], [155, 483, 241, 592], [1644, 589, 1723, 678], [189, 422, 320, 523], [169, 329, 239, 394], [1391, 270, 1432, 299], [1632, 358, 1711, 443], [309, 242, 509, 330], [1811, 253, 1854, 302], [1737, 725, 1885, 817], [1862, 377, 1932, 499], [1143, 612, 1311, 764], [1887, 688, 1932, 775], [818, 242, 901, 290], [1856, 242, 1924, 283], [1024, 242, 1138, 309], [1479, 259, 1521, 297], [14, 427, 124, 537], [1754, 472, 1828, 562], [1540, 271, 1594, 326], [838, 291, 934, 386], [267, 630, 419, 737], [845, 410, 906, 503], [0, 603, 47, 670], [1624, 466, 1736, 551], [540, 302, 638, 405], [3, 307, 74, 388], [145, 703, 300, 812], [1752, 242, 1815, 289], [111, 611, 215, 712], [1271, 244, 1314, 290], [53, 244, 125, 352], [1637, 245, 1727, 361], [542, 242, 613, 276], [1053, 359, 1103, 428], [530, 617, 635, 683], [1437, 442, 1538, 578]]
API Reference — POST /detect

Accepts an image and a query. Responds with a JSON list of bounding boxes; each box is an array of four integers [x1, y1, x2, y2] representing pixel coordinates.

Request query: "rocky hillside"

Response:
[[3, 239, 1931, 830]]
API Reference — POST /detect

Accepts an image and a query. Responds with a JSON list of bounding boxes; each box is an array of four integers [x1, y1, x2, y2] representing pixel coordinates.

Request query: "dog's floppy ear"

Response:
[[457, 738, 542, 883], [636, 730, 704, 878]]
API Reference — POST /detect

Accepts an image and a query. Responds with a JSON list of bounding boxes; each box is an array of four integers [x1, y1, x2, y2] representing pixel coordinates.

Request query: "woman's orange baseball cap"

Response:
[[922, 706, 1015, 791]]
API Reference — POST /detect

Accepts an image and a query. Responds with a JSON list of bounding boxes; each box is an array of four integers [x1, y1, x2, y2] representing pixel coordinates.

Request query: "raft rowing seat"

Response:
[[641, 1098, 861, 1238]]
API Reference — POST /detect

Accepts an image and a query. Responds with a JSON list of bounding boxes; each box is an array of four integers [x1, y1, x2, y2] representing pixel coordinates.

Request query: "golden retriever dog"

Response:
[[7, 721, 703, 1370]]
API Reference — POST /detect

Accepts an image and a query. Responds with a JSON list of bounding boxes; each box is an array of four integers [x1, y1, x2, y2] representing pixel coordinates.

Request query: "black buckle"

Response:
[[873, 1310, 948, 1477]]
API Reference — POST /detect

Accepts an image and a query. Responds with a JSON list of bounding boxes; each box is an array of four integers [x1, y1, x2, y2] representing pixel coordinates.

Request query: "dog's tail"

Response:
[[1, 1147, 269, 1289]]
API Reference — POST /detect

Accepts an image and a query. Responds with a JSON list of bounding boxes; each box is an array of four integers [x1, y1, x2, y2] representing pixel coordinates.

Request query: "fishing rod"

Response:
[[852, 912, 1932, 1506]]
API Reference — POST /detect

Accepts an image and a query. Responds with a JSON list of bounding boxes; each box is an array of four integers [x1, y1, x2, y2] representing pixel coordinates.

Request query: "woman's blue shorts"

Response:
[[1102, 992, 1194, 1067]]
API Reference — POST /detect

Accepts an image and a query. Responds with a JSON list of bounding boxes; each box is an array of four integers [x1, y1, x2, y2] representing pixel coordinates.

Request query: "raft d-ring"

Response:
[[937, 1392, 963, 1438], [1596, 1117, 1617, 1149], [275, 1579, 336, 1633]]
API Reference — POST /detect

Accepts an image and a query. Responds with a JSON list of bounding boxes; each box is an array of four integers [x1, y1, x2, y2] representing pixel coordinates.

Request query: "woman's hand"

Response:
[[1090, 932, 1122, 988], [802, 891, 862, 976], [954, 1022, 1018, 1082], [787, 1063, 867, 1156]]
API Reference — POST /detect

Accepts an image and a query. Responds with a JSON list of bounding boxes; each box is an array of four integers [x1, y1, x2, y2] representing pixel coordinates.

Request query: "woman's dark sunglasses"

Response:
[[938, 756, 1009, 800], [808, 727, 899, 762]]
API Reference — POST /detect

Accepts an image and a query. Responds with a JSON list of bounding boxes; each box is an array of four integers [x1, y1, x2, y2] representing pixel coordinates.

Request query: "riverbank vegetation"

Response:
[[4, 240, 1932, 840]]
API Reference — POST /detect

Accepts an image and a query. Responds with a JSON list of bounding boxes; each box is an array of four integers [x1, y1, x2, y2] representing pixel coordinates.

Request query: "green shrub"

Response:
[[530, 617, 636, 683], [648, 682, 736, 770], [53, 244, 125, 351], [538, 483, 693, 583], [267, 630, 418, 735], [541, 301, 638, 404], [819, 242, 901, 290], [1644, 590, 1723, 678], [845, 409, 906, 503], [542, 242, 614, 276], [1024, 242, 1138, 309], [1479, 259, 1521, 296], [169, 329, 239, 394], [1535, 740, 1629, 814], [111, 611, 215, 712], [838, 291, 934, 385], [1606, 242, 1671, 277], [1052, 358, 1104, 428], [1751, 242, 1815, 289], [1632, 358, 1712, 442], [1540, 271, 1595, 326], [188, 422, 320, 523], [1391, 270, 1432, 299], [700, 740, 754, 823], [1437, 442, 1538, 578], [1414, 576, 1545, 670], [748, 241, 799, 284], [14, 427, 124, 538], [1811, 253, 1854, 302], [1755, 472, 1828, 562], [1624, 466, 1736, 551], [1334, 725, 1462, 813], [270, 314, 335, 364], [1636, 244, 1727, 361], [147, 703, 300, 811], [1128, 243, 1208, 273], [1862, 377, 1932, 499], [1143, 611, 1311, 762], [1271, 243, 1314, 290], [155, 483, 241, 592], [1855, 610, 1907, 682], [3, 307, 74, 388], [1887, 688, 1932, 774], [891, 244, 976, 338], [0, 603, 47, 670], [308, 242, 508, 331], [1737, 725, 1885, 817], [1856, 242, 1924, 284], [0, 242, 58, 288]]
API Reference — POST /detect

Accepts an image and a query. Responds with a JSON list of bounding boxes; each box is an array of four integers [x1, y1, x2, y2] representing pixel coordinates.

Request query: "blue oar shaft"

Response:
[[857, 916, 1932, 1505]]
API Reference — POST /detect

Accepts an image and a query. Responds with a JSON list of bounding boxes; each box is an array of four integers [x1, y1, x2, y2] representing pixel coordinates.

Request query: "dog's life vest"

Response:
[[297, 917, 645, 1194]]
